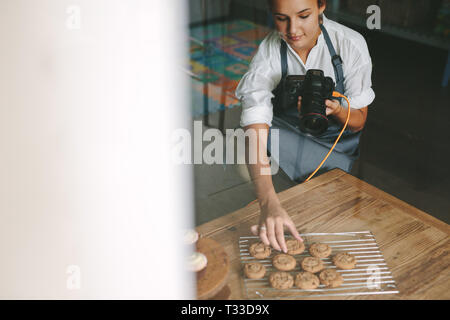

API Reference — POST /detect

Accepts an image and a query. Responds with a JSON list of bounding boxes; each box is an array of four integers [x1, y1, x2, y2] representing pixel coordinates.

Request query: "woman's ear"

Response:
[[319, 3, 326, 15]]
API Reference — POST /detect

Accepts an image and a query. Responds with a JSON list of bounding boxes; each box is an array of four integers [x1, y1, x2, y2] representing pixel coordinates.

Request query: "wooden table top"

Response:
[[196, 169, 450, 300]]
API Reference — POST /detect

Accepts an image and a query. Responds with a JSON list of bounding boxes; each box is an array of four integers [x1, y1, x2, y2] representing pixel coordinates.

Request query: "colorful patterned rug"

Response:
[[189, 20, 271, 117]]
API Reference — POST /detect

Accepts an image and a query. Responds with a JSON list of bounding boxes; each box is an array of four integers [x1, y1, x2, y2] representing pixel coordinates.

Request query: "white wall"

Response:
[[0, 0, 194, 299]]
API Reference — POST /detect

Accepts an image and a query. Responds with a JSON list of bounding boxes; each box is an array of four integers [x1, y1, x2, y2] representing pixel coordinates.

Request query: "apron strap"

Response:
[[280, 39, 288, 79], [319, 24, 345, 95]]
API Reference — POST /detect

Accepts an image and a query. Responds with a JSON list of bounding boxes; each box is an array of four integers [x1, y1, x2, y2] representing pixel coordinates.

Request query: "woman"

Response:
[[235, 0, 375, 252]]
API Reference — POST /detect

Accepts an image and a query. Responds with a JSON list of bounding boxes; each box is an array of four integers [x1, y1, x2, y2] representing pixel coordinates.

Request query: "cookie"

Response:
[[286, 239, 305, 255], [269, 272, 294, 289], [301, 257, 324, 273], [244, 262, 266, 279], [249, 242, 271, 259], [187, 252, 207, 272], [272, 254, 297, 271], [319, 269, 344, 288], [309, 243, 332, 258], [333, 252, 357, 270], [295, 272, 320, 290]]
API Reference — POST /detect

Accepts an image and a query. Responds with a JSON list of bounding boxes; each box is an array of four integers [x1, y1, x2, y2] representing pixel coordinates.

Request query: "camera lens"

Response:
[[289, 87, 297, 95], [300, 114, 328, 136], [306, 118, 321, 131]]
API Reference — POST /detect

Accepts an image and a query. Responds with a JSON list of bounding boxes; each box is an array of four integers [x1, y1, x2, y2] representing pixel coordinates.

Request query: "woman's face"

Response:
[[271, 0, 325, 52]]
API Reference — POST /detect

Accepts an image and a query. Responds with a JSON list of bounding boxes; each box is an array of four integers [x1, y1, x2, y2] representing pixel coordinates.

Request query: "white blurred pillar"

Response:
[[0, 0, 194, 299]]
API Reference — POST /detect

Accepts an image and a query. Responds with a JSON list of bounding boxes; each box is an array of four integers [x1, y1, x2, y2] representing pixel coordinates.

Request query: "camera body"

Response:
[[274, 69, 335, 136]]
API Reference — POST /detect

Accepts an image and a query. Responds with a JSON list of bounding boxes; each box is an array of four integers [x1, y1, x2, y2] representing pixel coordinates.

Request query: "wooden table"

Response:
[[196, 169, 450, 299]]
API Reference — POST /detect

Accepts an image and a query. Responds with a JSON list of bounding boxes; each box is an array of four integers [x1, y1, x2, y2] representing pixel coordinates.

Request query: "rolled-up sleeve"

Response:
[[342, 62, 375, 109], [235, 34, 280, 128], [341, 37, 376, 109]]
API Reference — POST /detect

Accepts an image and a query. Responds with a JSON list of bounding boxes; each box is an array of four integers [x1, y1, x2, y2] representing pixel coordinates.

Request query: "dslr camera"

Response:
[[274, 69, 335, 136]]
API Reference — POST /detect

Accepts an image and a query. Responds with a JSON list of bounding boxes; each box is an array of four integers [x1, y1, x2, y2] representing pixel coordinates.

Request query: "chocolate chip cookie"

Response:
[[286, 239, 305, 255], [309, 243, 332, 258], [333, 252, 357, 270], [319, 269, 344, 288], [295, 271, 320, 290], [269, 271, 294, 289], [272, 254, 297, 271], [301, 256, 324, 273], [249, 242, 271, 259], [243, 262, 266, 279]]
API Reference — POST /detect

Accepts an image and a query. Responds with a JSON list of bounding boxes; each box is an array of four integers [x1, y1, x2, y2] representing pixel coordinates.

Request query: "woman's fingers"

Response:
[[275, 219, 287, 253], [253, 219, 301, 253], [251, 224, 271, 246], [286, 221, 303, 242], [297, 96, 302, 113], [259, 220, 300, 253], [266, 219, 281, 251], [258, 224, 270, 246], [325, 99, 340, 116]]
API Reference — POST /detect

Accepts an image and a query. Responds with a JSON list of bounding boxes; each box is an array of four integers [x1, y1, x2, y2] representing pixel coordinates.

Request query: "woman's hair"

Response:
[[267, 0, 327, 10]]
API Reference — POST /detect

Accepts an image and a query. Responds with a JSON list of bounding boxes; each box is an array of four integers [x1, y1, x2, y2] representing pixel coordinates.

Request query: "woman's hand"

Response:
[[325, 99, 343, 116], [299, 95, 368, 132], [297, 96, 302, 113], [251, 195, 303, 253], [298, 96, 342, 116]]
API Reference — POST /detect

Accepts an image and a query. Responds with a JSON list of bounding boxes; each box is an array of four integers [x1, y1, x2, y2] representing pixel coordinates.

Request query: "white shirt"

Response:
[[235, 15, 375, 128]]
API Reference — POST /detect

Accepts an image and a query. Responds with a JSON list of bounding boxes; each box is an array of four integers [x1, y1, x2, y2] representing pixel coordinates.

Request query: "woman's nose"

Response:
[[287, 20, 301, 35]]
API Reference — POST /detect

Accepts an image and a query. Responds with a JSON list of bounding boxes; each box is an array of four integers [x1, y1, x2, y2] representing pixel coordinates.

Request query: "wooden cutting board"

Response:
[[196, 237, 230, 300]]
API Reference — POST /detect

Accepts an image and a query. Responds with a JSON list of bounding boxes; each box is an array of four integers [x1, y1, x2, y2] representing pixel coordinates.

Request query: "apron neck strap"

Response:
[[319, 24, 345, 95]]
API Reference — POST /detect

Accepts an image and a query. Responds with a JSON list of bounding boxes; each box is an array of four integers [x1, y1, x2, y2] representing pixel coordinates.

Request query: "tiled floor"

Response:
[[192, 19, 450, 227]]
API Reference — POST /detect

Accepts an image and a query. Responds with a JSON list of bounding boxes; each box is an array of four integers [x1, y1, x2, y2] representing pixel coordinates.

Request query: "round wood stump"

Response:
[[196, 237, 230, 300]]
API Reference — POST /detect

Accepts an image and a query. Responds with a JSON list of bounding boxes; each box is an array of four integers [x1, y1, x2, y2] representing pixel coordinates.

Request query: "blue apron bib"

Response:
[[268, 24, 362, 183]]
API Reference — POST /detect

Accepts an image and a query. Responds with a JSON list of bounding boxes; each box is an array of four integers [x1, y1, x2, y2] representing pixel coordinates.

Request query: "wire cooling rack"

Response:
[[239, 231, 399, 299]]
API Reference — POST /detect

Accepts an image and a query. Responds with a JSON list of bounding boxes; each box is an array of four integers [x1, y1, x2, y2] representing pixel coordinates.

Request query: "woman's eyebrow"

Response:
[[274, 8, 311, 16]]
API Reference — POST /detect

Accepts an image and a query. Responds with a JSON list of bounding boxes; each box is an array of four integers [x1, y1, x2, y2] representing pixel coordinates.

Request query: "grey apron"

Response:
[[268, 24, 362, 183]]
